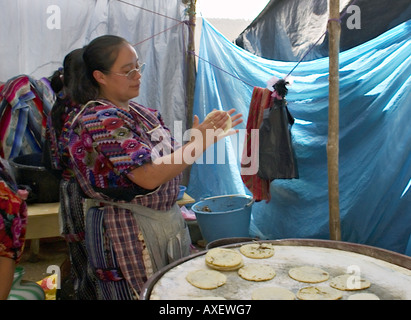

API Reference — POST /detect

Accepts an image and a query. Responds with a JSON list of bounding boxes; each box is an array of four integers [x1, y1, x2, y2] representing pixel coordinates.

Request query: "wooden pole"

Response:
[[185, 0, 197, 129], [182, 0, 197, 185], [327, 0, 341, 241]]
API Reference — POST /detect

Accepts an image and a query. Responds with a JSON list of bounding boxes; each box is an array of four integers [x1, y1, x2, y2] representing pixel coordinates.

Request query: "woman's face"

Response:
[[96, 43, 142, 106]]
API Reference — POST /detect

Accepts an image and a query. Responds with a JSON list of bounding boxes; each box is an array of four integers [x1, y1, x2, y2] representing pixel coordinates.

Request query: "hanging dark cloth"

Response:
[[257, 79, 299, 181]]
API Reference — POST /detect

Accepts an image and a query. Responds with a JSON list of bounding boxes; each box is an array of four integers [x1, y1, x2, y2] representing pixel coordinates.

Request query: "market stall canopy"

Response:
[[235, 0, 411, 61]]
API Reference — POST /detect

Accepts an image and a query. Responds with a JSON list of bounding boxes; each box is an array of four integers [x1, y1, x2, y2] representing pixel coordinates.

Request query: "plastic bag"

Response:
[[257, 98, 298, 181]]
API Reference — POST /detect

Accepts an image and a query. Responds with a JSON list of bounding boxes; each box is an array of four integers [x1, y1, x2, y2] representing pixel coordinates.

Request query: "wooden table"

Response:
[[176, 192, 195, 207], [26, 202, 61, 257]]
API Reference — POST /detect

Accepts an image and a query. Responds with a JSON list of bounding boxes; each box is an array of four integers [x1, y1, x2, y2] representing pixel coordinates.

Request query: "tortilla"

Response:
[[238, 264, 276, 282], [206, 260, 244, 271], [186, 269, 227, 290], [252, 287, 295, 300], [205, 248, 243, 270], [347, 293, 380, 300], [329, 274, 371, 291], [240, 243, 275, 259], [288, 266, 329, 283], [297, 286, 343, 300]]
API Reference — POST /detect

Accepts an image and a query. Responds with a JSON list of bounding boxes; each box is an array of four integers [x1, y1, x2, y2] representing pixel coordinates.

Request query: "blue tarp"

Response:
[[187, 18, 411, 254]]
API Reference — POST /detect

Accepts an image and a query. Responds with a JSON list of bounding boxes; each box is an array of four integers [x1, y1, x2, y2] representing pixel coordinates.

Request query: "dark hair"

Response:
[[50, 48, 84, 135], [71, 35, 129, 104], [44, 48, 85, 174], [50, 48, 84, 95], [50, 69, 64, 93]]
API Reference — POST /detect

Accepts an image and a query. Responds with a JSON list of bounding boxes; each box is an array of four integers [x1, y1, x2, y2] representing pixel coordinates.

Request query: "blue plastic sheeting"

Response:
[[187, 18, 411, 254]]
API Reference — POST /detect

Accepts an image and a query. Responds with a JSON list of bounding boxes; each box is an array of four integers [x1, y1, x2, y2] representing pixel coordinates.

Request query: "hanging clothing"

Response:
[[241, 86, 298, 202], [257, 93, 298, 181], [241, 87, 272, 202]]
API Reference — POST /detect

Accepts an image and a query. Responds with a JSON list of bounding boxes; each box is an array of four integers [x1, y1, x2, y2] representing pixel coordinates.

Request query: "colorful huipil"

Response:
[[0, 157, 27, 263], [66, 99, 182, 298]]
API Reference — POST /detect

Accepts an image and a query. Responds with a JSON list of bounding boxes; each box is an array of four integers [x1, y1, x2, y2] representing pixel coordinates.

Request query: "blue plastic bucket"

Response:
[[191, 195, 254, 243]]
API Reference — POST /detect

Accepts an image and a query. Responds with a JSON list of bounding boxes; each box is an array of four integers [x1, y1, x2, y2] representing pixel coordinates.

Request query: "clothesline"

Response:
[[117, 0, 358, 87]]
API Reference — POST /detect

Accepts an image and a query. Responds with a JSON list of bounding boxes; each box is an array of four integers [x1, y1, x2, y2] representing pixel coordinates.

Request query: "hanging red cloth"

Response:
[[241, 87, 272, 202]]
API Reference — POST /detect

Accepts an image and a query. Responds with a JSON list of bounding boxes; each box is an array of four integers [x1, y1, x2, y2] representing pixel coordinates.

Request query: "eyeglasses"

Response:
[[107, 63, 146, 80]]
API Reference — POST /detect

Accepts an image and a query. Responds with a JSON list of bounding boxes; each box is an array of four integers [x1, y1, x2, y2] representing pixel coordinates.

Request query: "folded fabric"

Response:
[[0, 75, 53, 159]]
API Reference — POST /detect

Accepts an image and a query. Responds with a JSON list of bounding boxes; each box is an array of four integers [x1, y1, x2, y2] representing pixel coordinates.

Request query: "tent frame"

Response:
[[327, 0, 342, 241]]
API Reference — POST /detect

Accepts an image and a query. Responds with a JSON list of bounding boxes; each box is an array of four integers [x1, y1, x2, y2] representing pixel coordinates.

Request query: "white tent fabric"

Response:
[[0, 0, 189, 128]]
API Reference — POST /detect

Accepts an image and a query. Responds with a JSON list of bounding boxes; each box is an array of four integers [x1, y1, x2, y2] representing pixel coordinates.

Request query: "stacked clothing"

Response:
[[0, 75, 54, 159]]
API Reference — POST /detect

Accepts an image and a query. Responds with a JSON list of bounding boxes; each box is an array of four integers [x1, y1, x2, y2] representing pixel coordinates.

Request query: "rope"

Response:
[[131, 20, 186, 47], [116, 0, 183, 23], [115, 0, 359, 88], [189, 50, 255, 88]]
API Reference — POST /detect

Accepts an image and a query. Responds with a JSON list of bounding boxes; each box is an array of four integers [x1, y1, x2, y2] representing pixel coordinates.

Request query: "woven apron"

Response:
[[86, 199, 191, 273]]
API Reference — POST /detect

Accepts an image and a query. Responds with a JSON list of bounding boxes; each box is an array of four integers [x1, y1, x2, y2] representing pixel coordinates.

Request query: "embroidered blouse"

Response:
[[67, 99, 182, 210]]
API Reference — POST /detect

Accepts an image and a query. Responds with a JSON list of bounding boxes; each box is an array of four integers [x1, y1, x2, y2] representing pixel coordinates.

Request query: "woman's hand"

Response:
[[191, 109, 243, 149]]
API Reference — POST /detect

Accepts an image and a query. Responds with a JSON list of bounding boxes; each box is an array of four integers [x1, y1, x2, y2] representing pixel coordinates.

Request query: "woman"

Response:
[[0, 157, 28, 300], [46, 48, 98, 299], [67, 35, 242, 299]]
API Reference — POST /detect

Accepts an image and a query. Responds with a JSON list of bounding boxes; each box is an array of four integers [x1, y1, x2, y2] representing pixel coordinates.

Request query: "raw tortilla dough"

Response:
[[252, 287, 295, 300], [205, 248, 243, 270], [288, 266, 330, 283], [240, 243, 275, 259], [297, 286, 343, 300], [329, 274, 371, 291], [205, 110, 232, 132], [206, 260, 244, 271], [186, 269, 227, 290], [347, 293, 380, 300], [238, 264, 276, 281]]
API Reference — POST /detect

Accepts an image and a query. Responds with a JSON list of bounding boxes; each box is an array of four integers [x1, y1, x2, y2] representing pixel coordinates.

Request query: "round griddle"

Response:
[[141, 239, 411, 300]]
